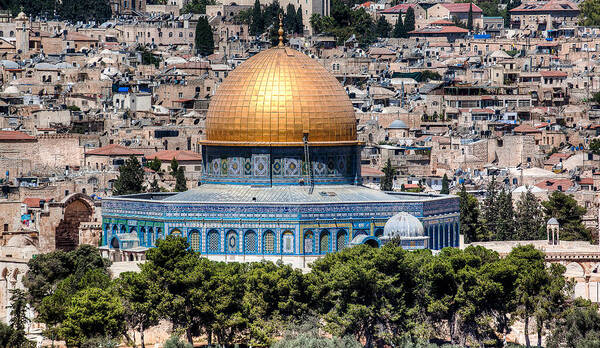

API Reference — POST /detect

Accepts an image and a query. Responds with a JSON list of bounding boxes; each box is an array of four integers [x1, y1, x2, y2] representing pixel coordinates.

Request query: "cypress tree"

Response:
[[113, 156, 145, 196], [440, 174, 450, 194], [149, 179, 160, 193], [515, 190, 544, 240], [380, 158, 395, 191], [175, 167, 188, 192], [285, 4, 296, 33], [194, 17, 214, 56], [392, 14, 404, 38], [496, 188, 515, 241], [296, 6, 304, 34], [403, 7, 415, 34], [250, 0, 264, 36], [375, 16, 391, 38], [458, 183, 480, 244], [481, 177, 499, 241], [467, 3, 473, 31], [170, 157, 179, 177]]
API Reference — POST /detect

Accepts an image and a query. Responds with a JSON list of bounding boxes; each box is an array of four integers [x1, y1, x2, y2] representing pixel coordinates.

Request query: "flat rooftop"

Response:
[[115, 184, 448, 204]]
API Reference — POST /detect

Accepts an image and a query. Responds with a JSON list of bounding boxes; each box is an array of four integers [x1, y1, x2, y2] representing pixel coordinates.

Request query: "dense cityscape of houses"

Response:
[[0, 0, 600, 343]]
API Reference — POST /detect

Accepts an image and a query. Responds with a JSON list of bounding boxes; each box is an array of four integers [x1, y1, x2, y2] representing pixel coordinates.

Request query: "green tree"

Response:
[[458, 183, 480, 243], [8, 289, 30, 347], [116, 272, 161, 348], [467, 3, 474, 30], [195, 17, 214, 56], [481, 177, 500, 241], [514, 190, 545, 240], [375, 16, 391, 38], [169, 157, 179, 177], [495, 188, 515, 241], [182, 0, 216, 14], [420, 70, 442, 82], [58, 0, 112, 23], [580, 0, 600, 26], [308, 245, 418, 347], [380, 158, 395, 191], [404, 7, 415, 33], [141, 236, 204, 344], [163, 335, 193, 348], [392, 14, 404, 38], [113, 155, 145, 196], [147, 157, 162, 172], [296, 6, 304, 34], [589, 138, 600, 155], [175, 167, 187, 192], [250, 0, 265, 36], [59, 287, 125, 347], [542, 191, 591, 241], [440, 174, 450, 194], [149, 179, 160, 193], [547, 300, 600, 348], [284, 4, 297, 33]]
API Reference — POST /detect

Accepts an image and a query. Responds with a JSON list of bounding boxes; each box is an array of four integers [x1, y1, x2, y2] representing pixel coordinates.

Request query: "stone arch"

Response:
[[364, 238, 380, 248], [110, 236, 120, 249], [1, 268, 8, 280], [12, 269, 19, 281], [55, 194, 94, 251], [170, 228, 182, 237], [565, 262, 585, 278]]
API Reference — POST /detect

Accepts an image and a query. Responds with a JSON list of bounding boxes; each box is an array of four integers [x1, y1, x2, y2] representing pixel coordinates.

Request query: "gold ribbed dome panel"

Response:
[[204, 47, 357, 146]]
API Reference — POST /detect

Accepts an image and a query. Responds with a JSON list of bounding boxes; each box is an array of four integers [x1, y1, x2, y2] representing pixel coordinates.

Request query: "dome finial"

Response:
[[278, 13, 284, 47]]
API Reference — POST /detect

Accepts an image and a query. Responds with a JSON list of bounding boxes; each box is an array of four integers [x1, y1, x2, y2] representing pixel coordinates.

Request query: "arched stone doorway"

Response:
[[55, 194, 93, 251], [364, 239, 379, 248]]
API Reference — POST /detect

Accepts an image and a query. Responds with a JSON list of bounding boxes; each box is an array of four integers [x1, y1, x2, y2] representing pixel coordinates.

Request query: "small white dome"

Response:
[[383, 212, 424, 239]]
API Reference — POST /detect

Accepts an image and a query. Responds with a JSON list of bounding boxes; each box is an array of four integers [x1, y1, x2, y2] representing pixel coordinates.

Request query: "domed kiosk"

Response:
[[100, 35, 460, 266], [380, 212, 429, 250]]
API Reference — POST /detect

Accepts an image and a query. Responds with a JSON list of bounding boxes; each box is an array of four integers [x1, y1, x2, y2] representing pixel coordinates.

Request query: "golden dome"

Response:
[[203, 47, 357, 146]]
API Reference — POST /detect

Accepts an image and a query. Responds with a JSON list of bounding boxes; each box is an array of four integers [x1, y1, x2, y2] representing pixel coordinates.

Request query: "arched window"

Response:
[[353, 229, 368, 239], [336, 230, 347, 251], [189, 32, 193, 37], [112, 225, 118, 236], [207, 230, 220, 253], [147, 227, 153, 247], [159, 32, 163, 38], [129, 226, 136, 234], [282, 231, 294, 254], [9, 31, 14, 37], [171, 228, 181, 237], [263, 230, 275, 254], [179, 32, 183, 37], [189, 230, 200, 251], [225, 230, 238, 253], [156, 228, 164, 241], [169, 32, 173, 38], [244, 230, 257, 253], [139, 227, 145, 245], [303, 231, 314, 254], [319, 230, 329, 254]]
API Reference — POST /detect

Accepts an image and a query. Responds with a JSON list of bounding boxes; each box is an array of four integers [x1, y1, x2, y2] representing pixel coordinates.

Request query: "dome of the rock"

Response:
[[204, 47, 357, 146]]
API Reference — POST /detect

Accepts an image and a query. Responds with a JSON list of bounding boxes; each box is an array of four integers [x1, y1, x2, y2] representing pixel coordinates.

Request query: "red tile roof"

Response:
[[429, 19, 455, 25], [0, 130, 35, 141], [540, 70, 567, 78], [441, 3, 483, 13], [510, 0, 578, 12], [404, 183, 420, 189], [579, 177, 594, 185], [23, 197, 50, 208], [514, 123, 541, 133], [361, 165, 384, 177], [381, 3, 419, 13], [534, 179, 573, 192], [86, 144, 144, 156], [145, 150, 202, 162], [545, 153, 571, 165]]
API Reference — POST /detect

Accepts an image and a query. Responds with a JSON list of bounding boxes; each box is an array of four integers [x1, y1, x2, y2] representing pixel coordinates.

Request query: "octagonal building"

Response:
[[100, 43, 459, 266]]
